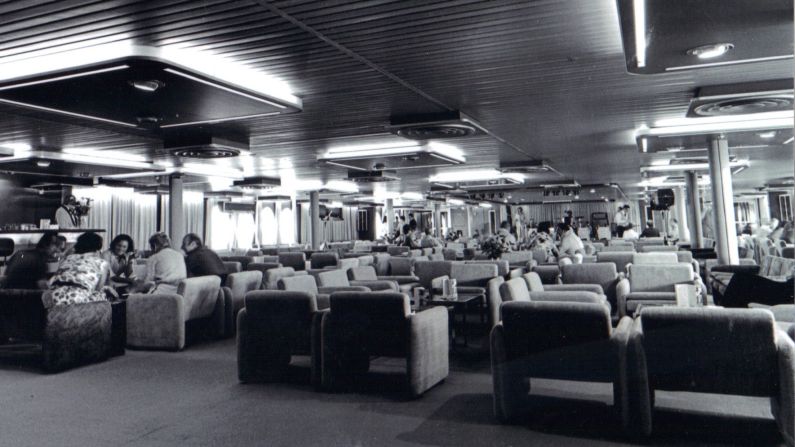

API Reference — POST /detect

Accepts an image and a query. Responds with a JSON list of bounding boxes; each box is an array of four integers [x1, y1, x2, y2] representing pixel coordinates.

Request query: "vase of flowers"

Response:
[[481, 233, 512, 260]]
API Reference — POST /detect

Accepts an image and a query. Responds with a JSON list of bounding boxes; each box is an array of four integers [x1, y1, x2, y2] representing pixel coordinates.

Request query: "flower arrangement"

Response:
[[481, 233, 512, 259]]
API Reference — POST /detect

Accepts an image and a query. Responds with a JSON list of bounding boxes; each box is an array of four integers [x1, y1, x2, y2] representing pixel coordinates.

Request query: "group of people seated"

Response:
[[2, 230, 231, 307]]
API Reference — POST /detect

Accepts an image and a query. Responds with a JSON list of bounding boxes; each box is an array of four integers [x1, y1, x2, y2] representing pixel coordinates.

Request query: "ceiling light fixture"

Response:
[[641, 159, 749, 172], [0, 65, 129, 91], [130, 79, 164, 92], [446, 198, 464, 206], [686, 43, 734, 60], [324, 180, 359, 193], [0, 97, 138, 128], [163, 68, 285, 109], [479, 202, 492, 208], [757, 130, 777, 139], [666, 55, 793, 72], [429, 169, 524, 184], [633, 0, 647, 68], [638, 116, 792, 138], [784, 137, 795, 145], [36, 160, 51, 168], [320, 141, 465, 171]]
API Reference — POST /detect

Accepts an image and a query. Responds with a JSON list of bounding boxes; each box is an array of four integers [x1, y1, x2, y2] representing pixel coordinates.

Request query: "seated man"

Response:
[[4, 231, 60, 289], [420, 228, 443, 248], [181, 233, 228, 284], [640, 222, 660, 238], [622, 222, 640, 240]]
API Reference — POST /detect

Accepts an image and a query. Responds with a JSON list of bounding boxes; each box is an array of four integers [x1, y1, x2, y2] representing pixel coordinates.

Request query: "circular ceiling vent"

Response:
[[170, 147, 241, 158], [395, 123, 479, 140], [693, 95, 793, 116]]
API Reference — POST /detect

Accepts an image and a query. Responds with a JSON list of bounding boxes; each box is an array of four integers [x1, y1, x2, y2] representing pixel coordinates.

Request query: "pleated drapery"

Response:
[[299, 205, 358, 243]]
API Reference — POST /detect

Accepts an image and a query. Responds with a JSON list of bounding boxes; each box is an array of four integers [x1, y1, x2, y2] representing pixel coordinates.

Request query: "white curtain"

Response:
[[514, 202, 616, 226], [206, 200, 256, 251], [162, 192, 205, 239], [73, 186, 157, 250], [299, 205, 358, 243]]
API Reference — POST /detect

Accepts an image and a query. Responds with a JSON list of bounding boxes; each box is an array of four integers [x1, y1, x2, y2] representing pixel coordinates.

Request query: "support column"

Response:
[[385, 198, 394, 237], [309, 191, 322, 250], [465, 206, 473, 238], [685, 171, 704, 248], [675, 186, 690, 242], [433, 202, 442, 237], [758, 194, 771, 224], [708, 135, 739, 264], [168, 174, 184, 245]]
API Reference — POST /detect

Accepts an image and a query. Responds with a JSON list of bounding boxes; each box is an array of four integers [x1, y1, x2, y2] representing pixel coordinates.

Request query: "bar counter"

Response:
[[0, 229, 106, 250]]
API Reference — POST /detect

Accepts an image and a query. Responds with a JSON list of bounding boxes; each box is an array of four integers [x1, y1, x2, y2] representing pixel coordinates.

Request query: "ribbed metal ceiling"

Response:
[[0, 0, 791, 196]]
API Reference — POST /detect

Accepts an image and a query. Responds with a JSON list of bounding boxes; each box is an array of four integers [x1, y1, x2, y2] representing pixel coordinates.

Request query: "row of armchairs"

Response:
[[491, 300, 795, 444]]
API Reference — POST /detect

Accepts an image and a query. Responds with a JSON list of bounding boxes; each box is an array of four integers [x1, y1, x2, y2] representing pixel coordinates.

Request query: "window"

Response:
[[780, 195, 793, 222]]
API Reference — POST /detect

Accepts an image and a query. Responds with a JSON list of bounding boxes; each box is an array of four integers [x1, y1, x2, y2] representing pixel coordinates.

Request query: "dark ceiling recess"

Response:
[[163, 132, 250, 159], [499, 159, 552, 174], [346, 170, 398, 183], [616, 0, 793, 74], [388, 111, 486, 140], [232, 176, 281, 189], [0, 47, 302, 129], [687, 79, 793, 117]]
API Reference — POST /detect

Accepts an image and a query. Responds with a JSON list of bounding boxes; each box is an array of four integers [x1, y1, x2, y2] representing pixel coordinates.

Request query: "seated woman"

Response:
[[101, 234, 137, 288], [530, 222, 558, 263], [134, 232, 186, 294], [47, 232, 113, 307]]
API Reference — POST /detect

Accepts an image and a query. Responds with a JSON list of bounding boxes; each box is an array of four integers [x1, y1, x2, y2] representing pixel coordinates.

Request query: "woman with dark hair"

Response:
[[102, 234, 136, 285], [47, 232, 113, 307], [530, 221, 558, 262]]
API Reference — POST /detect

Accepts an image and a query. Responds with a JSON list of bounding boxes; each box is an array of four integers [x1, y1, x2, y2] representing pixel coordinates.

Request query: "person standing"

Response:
[[181, 233, 229, 284], [54, 195, 80, 229], [614, 205, 630, 238]]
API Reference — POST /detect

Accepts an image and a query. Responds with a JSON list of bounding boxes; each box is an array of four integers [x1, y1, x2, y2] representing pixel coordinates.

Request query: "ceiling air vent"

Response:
[[687, 79, 794, 117], [388, 111, 486, 140], [346, 170, 398, 183], [499, 160, 552, 174], [232, 176, 281, 189], [164, 132, 249, 159]]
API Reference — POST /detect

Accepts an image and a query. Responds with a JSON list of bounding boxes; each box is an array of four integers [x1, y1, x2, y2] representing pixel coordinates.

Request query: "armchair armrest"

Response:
[[317, 286, 370, 294], [616, 278, 630, 317], [711, 264, 760, 275], [42, 300, 112, 373], [456, 286, 486, 296], [773, 330, 795, 445], [407, 306, 449, 397], [349, 279, 398, 291], [610, 315, 634, 427], [126, 292, 186, 350], [377, 275, 420, 284]]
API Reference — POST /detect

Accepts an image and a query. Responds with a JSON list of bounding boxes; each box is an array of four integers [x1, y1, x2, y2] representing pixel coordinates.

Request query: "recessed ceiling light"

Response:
[[130, 79, 164, 92], [36, 160, 51, 168], [686, 43, 734, 60], [757, 130, 777, 139]]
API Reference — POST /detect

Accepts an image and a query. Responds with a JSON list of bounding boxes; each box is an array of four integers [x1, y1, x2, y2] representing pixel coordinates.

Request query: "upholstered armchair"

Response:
[[348, 266, 419, 294], [617, 263, 696, 317], [223, 261, 242, 274], [491, 301, 633, 424], [317, 269, 396, 292], [487, 276, 505, 330], [638, 245, 677, 253], [127, 276, 224, 350], [596, 251, 634, 275], [625, 307, 795, 445], [560, 263, 628, 314], [499, 277, 609, 308], [222, 271, 262, 336], [0, 289, 112, 372], [372, 253, 392, 276], [278, 274, 368, 309], [246, 262, 282, 287], [320, 291, 449, 397], [263, 267, 308, 290], [237, 290, 322, 387], [310, 252, 339, 270], [221, 255, 254, 270]]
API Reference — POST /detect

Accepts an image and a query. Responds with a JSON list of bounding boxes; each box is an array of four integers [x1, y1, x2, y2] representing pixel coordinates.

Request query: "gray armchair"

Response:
[[278, 274, 368, 309], [625, 307, 795, 445], [127, 276, 224, 350], [237, 290, 322, 387], [348, 266, 419, 294], [320, 291, 448, 397], [499, 277, 609, 308], [618, 263, 696, 317], [491, 301, 633, 424], [222, 270, 263, 337], [318, 269, 397, 292], [278, 252, 307, 271], [560, 263, 628, 315], [263, 267, 308, 290]]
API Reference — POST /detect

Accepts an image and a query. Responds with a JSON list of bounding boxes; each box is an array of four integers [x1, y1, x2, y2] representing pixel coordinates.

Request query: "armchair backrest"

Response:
[[278, 252, 307, 271], [336, 257, 359, 272], [387, 246, 410, 256], [221, 255, 254, 270], [428, 253, 444, 261], [278, 274, 319, 295], [264, 267, 298, 290], [465, 260, 509, 277], [759, 255, 795, 277], [596, 251, 634, 274], [390, 257, 416, 276], [639, 245, 677, 253], [442, 248, 458, 260], [244, 290, 317, 352], [632, 252, 678, 265], [310, 252, 339, 269], [317, 269, 350, 288], [348, 266, 378, 281], [356, 255, 374, 267], [414, 260, 453, 289], [522, 272, 545, 292], [451, 263, 499, 287], [246, 262, 282, 277], [226, 271, 263, 300], [372, 253, 392, 276], [500, 251, 534, 265], [223, 261, 242, 274], [500, 277, 531, 302], [500, 301, 611, 363], [177, 276, 222, 321], [628, 263, 693, 292], [638, 307, 776, 396], [328, 291, 410, 356], [561, 263, 618, 296], [675, 251, 693, 263], [601, 245, 635, 252]]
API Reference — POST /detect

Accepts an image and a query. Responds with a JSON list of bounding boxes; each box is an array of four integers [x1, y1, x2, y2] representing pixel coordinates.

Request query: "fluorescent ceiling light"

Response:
[[666, 55, 793, 72], [326, 201, 343, 208], [784, 137, 794, 145], [479, 202, 492, 208], [429, 169, 524, 184], [62, 147, 150, 163], [401, 192, 424, 201], [320, 141, 465, 167], [641, 160, 748, 172], [686, 43, 734, 60], [0, 142, 32, 153], [0, 65, 129, 91], [638, 116, 793, 138], [159, 112, 281, 128], [446, 198, 464, 206], [164, 68, 286, 109], [177, 163, 244, 179], [655, 110, 793, 127], [324, 180, 359, 193], [0, 97, 138, 128], [633, 0, 647, 68]]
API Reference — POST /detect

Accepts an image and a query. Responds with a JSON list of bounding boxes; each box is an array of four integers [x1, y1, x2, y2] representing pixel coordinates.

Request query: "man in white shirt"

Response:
[[54, 195, 80, 229], [622, 223, 640, 240], [614, 205, 630, 237], [558, 223, 584, 259]]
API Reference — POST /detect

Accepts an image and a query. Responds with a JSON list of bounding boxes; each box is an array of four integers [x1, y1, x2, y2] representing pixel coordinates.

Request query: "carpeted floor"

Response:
[[0, 336, 785, 447]]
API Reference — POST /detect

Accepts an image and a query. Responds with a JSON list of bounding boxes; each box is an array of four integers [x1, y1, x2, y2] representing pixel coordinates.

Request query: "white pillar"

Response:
[[465, 206, 473, 238], [385, 198, 394, 236], [433, 202, 442, 237], [168, 174, 184, 245], [675, 186, 690, 242], [758, 194, 771, 224], [309, 191, 322, 250], [708, 135, 739, 264], [685, 171, 704, 248]]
